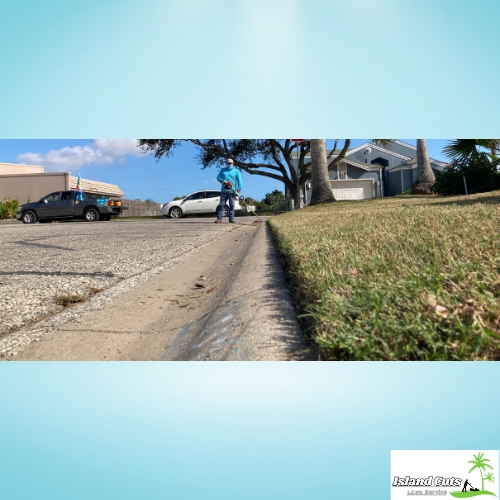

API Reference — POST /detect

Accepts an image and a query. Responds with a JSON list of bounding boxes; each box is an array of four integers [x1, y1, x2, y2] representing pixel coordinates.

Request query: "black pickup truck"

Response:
[[16, 190, 126, 224]]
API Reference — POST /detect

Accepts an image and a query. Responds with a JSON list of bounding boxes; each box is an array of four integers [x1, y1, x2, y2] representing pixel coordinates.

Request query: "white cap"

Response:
[[226, 158, 234, 164]]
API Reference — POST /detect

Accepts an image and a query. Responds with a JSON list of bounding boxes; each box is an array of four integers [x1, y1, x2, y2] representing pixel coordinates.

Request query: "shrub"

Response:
[[433, 155, 500, 196], [0, 198, 19, 219], [264, 189, 285, 206], [255, 201, 272, 211]]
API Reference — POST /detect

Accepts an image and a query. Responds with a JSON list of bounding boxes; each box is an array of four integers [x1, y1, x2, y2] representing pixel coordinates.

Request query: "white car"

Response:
[[161, 190, 242, 219]]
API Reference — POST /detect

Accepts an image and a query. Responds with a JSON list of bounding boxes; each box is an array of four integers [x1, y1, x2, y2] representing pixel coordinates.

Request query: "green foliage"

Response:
[[241, 196, 256, 205], [400, 190, 412, 196], [371, 139, 394, 150], [144, 198, 158, 205], [255, 201, 272, 211], [434, 155, 500, 196], [443, 139, 500, 162], [263, 189, 285, 206], [0, 198, 19, 219], [272, 200, 288, 212]]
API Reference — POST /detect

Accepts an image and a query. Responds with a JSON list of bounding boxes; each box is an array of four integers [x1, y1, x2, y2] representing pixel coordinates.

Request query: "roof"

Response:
[[69, 176, 124, 197], [338, 158, 385, 171], [387, 157, 448, 172]]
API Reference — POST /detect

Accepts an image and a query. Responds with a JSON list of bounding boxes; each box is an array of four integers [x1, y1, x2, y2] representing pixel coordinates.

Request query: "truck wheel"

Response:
[[84, 208, 100, 222], [22, 211, 37, 224], [169, 207, 182, 219]]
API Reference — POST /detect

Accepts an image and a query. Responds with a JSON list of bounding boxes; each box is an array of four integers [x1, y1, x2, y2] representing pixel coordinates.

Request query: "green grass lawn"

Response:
[[268, 191, 500, 361]]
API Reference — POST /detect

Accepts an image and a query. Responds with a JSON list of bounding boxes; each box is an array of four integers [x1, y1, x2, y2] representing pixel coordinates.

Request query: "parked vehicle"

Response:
[[16, 190, 126, 224], [161, 190, 242, 219]]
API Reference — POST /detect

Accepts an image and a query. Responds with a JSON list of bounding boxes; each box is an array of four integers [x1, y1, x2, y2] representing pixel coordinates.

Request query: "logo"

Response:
[[391, 451, 499, 499]]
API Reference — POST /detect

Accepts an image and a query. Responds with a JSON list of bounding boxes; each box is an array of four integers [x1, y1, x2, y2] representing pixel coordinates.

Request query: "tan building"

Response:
[[0, 162, 124, 203]]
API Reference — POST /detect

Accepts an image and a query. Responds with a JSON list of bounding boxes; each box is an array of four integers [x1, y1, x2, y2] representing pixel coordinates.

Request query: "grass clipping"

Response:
[[268, 191, 500, 361]]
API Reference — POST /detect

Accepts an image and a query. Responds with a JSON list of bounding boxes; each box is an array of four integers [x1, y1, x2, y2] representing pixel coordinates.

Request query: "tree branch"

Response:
[[327, 139, 351, 169], [327, 139, 338, 158], [270, 140, 293, 183]]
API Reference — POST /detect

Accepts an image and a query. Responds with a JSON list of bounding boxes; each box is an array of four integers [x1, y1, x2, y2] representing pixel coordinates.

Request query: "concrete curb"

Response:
[[164, 222, 316, 361], [12, 218, 316, 361]]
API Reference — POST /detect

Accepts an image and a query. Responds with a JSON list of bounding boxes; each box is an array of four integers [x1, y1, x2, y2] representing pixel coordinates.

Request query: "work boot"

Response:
[[214, 219, 221, 223], [229, 220, 235, 223]]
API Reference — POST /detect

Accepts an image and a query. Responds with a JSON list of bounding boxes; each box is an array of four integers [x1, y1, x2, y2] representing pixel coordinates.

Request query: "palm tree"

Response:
[[468, 452, 493, 491], [411, 139, 435, 194], [372, 139, 395, 149], [443, 139, 500, 162], [484, 472, 495, 490], [310, 139, 335, 205]]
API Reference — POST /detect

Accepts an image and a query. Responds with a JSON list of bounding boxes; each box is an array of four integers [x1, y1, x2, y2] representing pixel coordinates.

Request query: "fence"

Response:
[[118, 199, 162, 217]]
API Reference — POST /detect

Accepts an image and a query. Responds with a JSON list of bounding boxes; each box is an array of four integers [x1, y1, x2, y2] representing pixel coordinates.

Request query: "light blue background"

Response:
[[1, 363, 498, 499], [1, 1, 500, 498], [1, 0, 500, 137]]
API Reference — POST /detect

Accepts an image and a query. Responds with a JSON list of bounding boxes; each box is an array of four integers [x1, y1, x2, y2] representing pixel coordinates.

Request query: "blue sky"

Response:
[[1, 139, 451, 202]]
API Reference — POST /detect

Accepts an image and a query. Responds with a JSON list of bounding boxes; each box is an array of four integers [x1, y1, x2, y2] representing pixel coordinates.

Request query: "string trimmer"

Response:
[[222, 181, 262, 223]]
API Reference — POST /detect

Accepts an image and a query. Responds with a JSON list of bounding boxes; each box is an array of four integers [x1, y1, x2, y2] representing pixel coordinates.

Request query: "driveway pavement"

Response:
[[1, 217, 314, 360]]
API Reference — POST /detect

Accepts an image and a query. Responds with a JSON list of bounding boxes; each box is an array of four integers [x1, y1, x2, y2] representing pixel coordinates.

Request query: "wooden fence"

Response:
[[118, 199, 162, 217]]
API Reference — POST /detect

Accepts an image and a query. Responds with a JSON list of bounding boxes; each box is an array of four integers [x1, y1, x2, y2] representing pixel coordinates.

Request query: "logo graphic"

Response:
[[391, 451, 499, 500], [450, 452, 495, 498]]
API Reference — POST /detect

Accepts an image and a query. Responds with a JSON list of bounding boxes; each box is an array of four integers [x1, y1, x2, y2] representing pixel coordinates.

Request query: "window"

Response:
[[205, 191, 221, 198], [186, 192, 206, 200], [61, 191, 72, 201], [44, 192, 61, 202]]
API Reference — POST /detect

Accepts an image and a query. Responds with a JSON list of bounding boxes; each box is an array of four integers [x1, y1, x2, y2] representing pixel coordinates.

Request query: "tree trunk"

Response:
[[309, 139, 335, 205], [284, 182, 301, 207], [412, 139, 435, 194]]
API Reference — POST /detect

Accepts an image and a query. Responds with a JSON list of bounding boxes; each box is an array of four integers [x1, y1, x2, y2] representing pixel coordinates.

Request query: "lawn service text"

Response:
[[392, 476, 462, 487]]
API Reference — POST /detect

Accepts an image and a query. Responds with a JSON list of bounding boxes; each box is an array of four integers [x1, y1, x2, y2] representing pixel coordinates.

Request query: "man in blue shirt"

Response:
[[215, 158, 242, 223]]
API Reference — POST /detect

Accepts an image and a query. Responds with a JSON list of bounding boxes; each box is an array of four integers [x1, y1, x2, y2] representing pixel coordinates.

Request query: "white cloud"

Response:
[[93, 139, 143, 157], [16, 139, 142, 172]]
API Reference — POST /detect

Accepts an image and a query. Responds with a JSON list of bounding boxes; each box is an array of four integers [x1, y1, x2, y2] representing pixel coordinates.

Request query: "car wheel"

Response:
[[22, 210, 37, 224], [84, 208, 100, 222], [169, 207, 182, 219]]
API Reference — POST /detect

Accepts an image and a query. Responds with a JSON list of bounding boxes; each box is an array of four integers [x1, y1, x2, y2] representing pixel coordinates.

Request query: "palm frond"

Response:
[[372, 139, 394, 150]]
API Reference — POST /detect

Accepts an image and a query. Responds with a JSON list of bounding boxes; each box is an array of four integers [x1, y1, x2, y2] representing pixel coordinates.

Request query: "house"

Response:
[[293, 141, 447, 203], [0, 162, 124, 203]]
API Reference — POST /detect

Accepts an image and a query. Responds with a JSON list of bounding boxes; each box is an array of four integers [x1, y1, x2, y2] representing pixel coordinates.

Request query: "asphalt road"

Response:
[[0, 218, 260, 357]]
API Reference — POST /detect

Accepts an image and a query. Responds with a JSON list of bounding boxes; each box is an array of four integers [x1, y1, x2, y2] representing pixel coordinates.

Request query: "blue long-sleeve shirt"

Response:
[[217, 167, 242, 193]]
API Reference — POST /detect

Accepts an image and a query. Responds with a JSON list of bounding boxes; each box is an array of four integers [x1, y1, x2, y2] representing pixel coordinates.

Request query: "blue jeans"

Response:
[[218, 191, 235, 221]]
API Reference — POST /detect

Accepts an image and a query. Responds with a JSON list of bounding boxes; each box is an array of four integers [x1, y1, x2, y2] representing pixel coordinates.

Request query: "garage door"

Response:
[[330, 180, 374, 200]]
